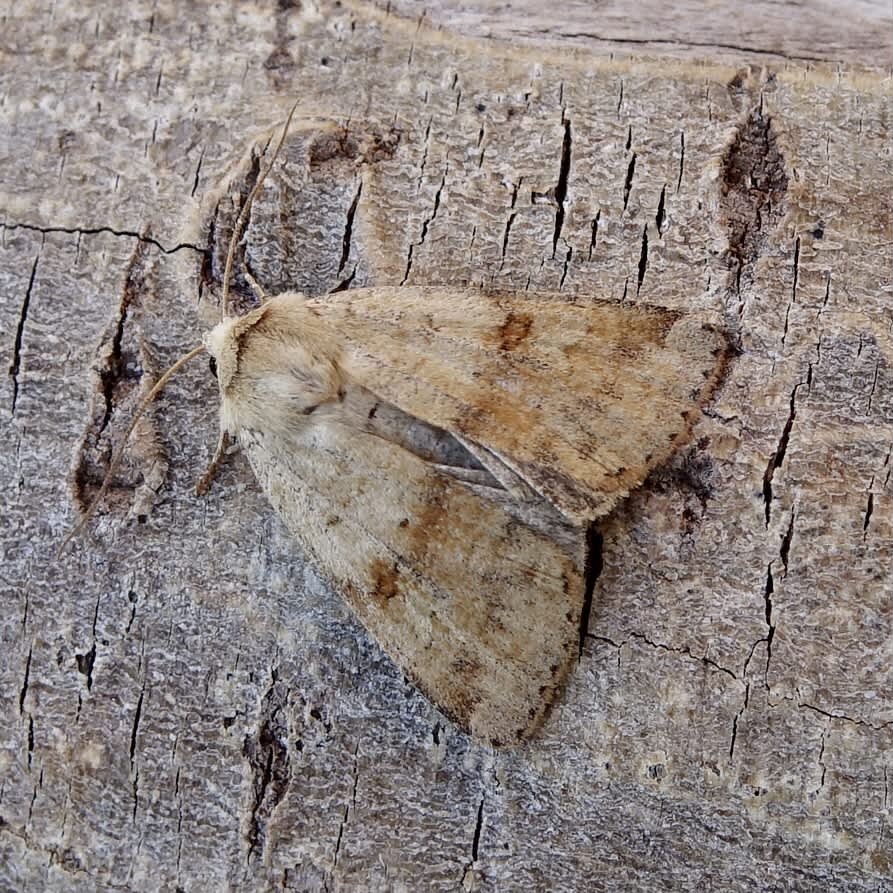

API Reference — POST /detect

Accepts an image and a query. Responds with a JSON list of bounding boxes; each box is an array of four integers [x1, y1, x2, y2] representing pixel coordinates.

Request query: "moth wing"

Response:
[[311, 288, 729, 524], [240, 419, 584, 747]]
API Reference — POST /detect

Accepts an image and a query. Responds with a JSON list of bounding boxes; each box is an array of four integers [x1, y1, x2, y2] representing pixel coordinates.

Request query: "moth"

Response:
[[68, 107, 730, 746]]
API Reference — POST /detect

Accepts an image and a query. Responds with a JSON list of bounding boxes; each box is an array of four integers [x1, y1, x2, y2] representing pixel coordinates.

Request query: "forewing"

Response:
[[241, 419, 584, 747], [311, 288, 729, 524]]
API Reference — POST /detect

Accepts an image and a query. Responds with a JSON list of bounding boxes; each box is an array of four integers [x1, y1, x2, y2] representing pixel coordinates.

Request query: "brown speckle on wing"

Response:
[[497, 311, 534, 351]]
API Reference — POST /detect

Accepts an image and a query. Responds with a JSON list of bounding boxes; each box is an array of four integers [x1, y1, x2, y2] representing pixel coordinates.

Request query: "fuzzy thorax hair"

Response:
[[203, 294, 350, 439]]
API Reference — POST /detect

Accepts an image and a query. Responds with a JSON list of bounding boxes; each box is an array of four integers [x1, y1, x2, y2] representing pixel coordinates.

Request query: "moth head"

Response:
[[202, 295, 348, 438], [202, 307, 266, 393]]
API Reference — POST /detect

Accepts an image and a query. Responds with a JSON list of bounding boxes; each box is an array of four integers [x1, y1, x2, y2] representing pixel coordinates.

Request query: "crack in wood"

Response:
[[779, 508, 795, 573], [338, 178, 363, 275], [762, 381, 800, 526], [244, 670, 291, 865], [781, 236, 801, 347], [763, 563, 776, 680], [75, 644, 97, 692], [460, 795, 485, 889], [499, 178, 522, 268], [8, 252, 39, 416], [676, 131, 685, 193], [190, 146, 205, 198], [0, 220, 203, 256], [588, 629, 739, 681], [19, 644, 33, 717], [622, 153, 636, 212], [558, 244, 572, 290], [326, 739, 360, 891], [535, 31, 832, 63], [728, 697, 745, 761], [579, 527, 603, 658], [636, 226, 649, 295], [815, 730, 827, 791], [866, 360, 880, 414], [719, 99, 788, 316], [401, 167, 447, 285], [416, 117, 433, 190], [551, 118, 572, 257], [587, 208, 600, 261], [655, 184, 667, 236], [797, 699, 893, 732], [130, 684, 145, 821]]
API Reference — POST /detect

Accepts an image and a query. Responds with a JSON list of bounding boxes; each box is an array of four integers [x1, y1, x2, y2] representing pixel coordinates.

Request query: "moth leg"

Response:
[[195, 430, 233, 495], [454, 435, 540, 503], [243, 269, 268, 303]]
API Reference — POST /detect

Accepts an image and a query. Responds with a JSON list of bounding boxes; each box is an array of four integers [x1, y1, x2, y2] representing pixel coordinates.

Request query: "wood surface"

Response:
[[1, 1, 891, 890]]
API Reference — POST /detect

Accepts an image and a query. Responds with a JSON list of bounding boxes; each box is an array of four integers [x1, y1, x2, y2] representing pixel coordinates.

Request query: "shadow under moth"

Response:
[[67, 107, 731, 747]]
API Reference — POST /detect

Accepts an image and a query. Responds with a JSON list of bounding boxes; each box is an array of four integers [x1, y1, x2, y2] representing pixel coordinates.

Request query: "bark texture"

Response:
[[1, 2, 891, 891]]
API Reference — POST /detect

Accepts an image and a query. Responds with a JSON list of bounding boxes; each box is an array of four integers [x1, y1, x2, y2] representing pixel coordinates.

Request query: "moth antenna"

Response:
[[221, 100, 300, 319], [57, 344, 206, 557]]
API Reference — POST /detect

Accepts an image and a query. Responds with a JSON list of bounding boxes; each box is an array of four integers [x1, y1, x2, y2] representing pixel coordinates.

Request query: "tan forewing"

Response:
[[309, 288, 729, 524], [241, 418, 584, 746]]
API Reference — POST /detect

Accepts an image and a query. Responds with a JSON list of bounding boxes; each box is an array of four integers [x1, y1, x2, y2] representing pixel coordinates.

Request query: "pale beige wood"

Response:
[[378, 0, 892, 66], [1, 1, 891, 891]]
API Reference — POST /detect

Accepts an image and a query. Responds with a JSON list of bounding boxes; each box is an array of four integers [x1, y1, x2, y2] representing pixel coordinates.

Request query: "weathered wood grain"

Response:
[[1, 1, 890, 890], [378, 0, 892, 66]]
